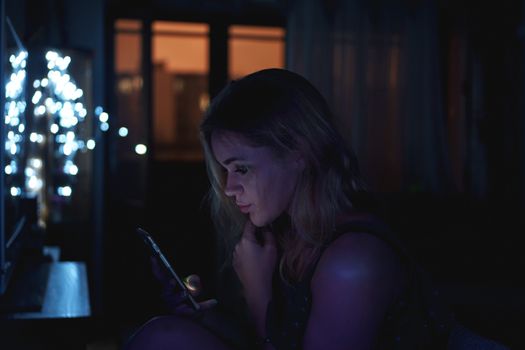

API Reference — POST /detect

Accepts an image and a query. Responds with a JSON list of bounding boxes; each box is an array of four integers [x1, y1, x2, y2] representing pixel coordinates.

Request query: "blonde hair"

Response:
[[200, 69, 366, 282]]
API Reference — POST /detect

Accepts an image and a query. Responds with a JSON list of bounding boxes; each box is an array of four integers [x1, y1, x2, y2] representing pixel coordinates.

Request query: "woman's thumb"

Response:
[[184, 274, 202, 295], [262, 229, 276, 248]]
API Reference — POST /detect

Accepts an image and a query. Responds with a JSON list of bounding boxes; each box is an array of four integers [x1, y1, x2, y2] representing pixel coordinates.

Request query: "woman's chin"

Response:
[[249, 213, 278, 228], [249, 217, 265, 228], [247, 213, 263, 227]]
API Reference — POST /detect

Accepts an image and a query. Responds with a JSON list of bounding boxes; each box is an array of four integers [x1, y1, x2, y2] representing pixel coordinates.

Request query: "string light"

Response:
[[86, 139, 96, 150], [135, 144, 147, 155], [57, 186, 72, 197], [95, 106, 110, 132], [25, 50, 106, 198], [5, 48, 139, 220], [4, 49, 28, 197], [118, 127, 128, 137]]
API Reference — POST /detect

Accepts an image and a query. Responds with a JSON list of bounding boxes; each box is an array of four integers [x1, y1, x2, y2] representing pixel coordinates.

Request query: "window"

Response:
[[229, 25, 285, 80], [152, 22, 209, 161], [114, 20, 285, 163], [114, 19, 147, 200]]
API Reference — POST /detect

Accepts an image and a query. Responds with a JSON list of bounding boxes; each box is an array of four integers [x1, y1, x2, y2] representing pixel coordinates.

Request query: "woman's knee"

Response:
[[124, 315, 230, 350], [124, 315, 195, 349]]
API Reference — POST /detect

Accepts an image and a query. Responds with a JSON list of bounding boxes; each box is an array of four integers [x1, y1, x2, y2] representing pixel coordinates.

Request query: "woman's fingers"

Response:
[[172, 303, 195, 316], [152, 256, 202, 296], [150, 257, 213, 316], [239, 221, 277, 248], [262, 229, 276, 249], [150, 256, 167, 281], [163, 290, 190, 309], [166, 298, 218, 316], [198, 299, 218, 311], [241, 221, 258, 243], [161, 274, 209, 316]]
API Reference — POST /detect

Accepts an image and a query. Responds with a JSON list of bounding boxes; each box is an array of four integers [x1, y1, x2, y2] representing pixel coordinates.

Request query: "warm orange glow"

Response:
[[229, 25, 285, 79], [151, 21, 209, 161], [115, 19, 142, 31], [115, 21, 285, 161], [152, 22, 209, 74], [230, 26, 284, 37], [115, 31, 142, 73], [153, 21, 208, 34]]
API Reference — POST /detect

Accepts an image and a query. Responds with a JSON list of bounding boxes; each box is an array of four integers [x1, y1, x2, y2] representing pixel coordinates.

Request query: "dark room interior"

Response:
[[0, 0, 524, 349]]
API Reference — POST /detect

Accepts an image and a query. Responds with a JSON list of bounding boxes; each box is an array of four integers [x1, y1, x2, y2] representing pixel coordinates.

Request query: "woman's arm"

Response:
[[303, 232, 406, 350], [232, 221, 277, 346]]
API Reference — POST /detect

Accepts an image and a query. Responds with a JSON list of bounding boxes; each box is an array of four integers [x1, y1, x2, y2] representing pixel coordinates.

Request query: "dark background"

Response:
[[1, 0, 524, 349]]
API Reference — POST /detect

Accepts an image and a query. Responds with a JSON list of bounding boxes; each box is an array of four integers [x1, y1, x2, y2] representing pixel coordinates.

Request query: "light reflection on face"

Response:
[[211, 130, 303, 227]]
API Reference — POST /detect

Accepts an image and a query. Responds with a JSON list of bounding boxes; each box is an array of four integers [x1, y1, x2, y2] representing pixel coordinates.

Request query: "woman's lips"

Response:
[[237, 204, 251, 213]]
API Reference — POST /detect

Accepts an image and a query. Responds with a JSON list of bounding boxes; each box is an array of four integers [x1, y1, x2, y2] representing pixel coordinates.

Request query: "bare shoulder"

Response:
[[303, 232, 408, 349], [311, 232, 406, 297]]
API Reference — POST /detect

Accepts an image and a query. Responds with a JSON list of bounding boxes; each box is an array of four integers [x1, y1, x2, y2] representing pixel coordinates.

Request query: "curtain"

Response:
[[286, 0, 456, 194]]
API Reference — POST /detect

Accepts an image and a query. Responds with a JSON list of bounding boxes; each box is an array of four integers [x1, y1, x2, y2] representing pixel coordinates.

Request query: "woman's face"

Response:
[[211, 130, 304, 227]]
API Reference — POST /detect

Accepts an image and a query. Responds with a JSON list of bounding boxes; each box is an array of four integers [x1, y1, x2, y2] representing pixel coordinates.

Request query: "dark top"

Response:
[[265, 217, 455, 350]]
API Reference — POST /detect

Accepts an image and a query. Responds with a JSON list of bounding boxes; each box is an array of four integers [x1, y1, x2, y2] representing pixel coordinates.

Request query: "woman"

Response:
[[125, 68, 454, 349]]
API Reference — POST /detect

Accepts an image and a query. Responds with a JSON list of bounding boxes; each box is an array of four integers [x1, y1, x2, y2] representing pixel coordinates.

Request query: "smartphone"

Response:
[[136, 227, 200, 311]]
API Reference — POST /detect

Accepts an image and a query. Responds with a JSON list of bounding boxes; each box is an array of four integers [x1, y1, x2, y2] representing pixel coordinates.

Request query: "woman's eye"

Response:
[[235, 165, 248, 175]]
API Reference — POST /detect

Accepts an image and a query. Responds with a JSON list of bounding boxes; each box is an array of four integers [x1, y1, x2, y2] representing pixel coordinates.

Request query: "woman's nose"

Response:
[[224, 175, 242, 197]]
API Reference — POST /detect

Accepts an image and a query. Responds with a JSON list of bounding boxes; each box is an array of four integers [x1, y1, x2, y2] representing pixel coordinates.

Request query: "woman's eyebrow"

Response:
[[218, 157, 241, 165], [222, 156, 245, 165]]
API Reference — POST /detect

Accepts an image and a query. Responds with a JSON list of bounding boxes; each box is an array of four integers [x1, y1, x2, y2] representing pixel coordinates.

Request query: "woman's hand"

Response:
[[233, 221, 277, 297], [151, 257, 217, 316], [233, 221, 277, 336]]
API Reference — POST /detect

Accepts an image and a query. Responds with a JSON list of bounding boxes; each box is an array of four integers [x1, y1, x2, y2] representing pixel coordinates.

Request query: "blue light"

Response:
[[99, 112, 109, 123], [27, 50, 86, 201], [57, 186, 72, 197], [4, 48, 27, 197], [32, 90, 42, 104], [86, 139, 96, 150], [10, 187, 22, 197], [135, 144, 147, 155], [118, 127, 128, 137]]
